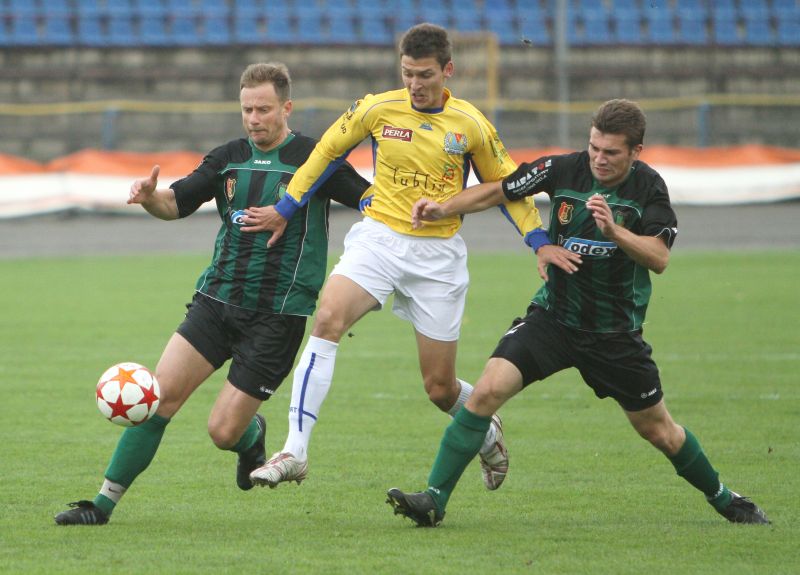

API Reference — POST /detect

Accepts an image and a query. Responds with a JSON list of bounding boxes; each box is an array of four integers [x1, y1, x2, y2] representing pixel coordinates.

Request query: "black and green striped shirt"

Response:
[[171, 133, 368, 315], [502, 151, 678, 333]]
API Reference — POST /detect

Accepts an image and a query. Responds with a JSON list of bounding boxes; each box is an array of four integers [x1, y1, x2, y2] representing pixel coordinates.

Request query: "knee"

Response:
[[424, 374, 458, 411], [207, 421, 238, 450], [310, 305, 346, 341], [638, 423, 683, 455]]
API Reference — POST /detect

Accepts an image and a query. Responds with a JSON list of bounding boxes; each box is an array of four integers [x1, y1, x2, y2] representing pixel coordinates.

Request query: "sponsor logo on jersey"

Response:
[[504, 322, 524, 336], [253, 159, 271, 165], [557, 201, 573, 224], [506, 159, 551, 193], [419, 122, 433, 130], [230, 209, 247, 226], [382, 125, 413, 141], [443, 131, 468, 155], [562, 237, 618, 257], [225, 177, 237, 202], [640, 387, 658, 399], [442, 161, 458, 181], [341, 100, 362, 134]]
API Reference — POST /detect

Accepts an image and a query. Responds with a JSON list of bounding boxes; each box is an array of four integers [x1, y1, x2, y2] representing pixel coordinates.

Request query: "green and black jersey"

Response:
[[170, 132, 368, 315], [502, 151, 678, 333]]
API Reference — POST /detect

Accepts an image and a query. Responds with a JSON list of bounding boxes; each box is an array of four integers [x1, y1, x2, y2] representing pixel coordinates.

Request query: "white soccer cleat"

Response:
[[249, 452, 308, 489], [479, 414, 509, 491]]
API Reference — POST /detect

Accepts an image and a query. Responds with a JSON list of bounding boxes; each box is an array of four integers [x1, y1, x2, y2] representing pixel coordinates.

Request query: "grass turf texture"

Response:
[[0, 251, 797, 574]]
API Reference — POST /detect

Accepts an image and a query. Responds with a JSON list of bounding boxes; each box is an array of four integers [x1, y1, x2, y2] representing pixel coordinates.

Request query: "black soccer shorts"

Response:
[[176, 292, 306, 401], [491, 305, 663, 412]]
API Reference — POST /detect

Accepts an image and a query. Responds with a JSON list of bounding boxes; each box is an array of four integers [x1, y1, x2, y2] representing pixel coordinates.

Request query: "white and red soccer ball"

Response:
[[96, 362, 160, 427]]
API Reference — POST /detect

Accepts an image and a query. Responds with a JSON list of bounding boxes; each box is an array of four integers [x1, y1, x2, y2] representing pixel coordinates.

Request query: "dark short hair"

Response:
[[591, 99, 647, 148], [239, 62, 291, 102], [399, 23, 452, 69]]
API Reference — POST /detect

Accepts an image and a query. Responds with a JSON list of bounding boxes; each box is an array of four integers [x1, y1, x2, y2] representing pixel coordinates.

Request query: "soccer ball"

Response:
[[96, 362, 160, 427]]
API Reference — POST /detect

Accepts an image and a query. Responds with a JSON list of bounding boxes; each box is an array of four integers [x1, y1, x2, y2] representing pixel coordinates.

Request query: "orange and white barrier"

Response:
[[1, 145, 799, 218]]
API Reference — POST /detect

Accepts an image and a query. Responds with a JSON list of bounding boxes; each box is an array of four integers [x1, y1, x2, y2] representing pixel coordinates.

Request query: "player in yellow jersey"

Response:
[[245, 23, 581, 490]]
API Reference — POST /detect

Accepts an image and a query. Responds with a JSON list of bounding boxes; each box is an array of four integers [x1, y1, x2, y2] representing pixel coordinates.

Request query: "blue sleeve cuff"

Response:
[[274, 196, 299, 220], [524, 228, 551, 253]]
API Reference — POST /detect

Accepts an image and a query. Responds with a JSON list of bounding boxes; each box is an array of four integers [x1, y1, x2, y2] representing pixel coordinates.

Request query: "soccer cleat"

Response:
[[249, 451, 308, 488], [479, 414, 509, 490], [54, 501, 109, 526], [716, 491, 770, 524], [236, 413, 267, 491], [386, 488, 444, 527]]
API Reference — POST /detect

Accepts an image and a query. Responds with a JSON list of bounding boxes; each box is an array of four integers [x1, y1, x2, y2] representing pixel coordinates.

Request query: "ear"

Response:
[[283, 99, 293, 118], [443, 60, 454, 79]]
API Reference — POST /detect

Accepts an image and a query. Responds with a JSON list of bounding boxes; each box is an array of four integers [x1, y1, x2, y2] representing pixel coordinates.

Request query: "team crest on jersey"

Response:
[[225, 177, 237, 202], [614, 210, 627, 226], [557, 201, 573, 224], [275, 181, 288, 201], [382, 125, 413, 141], [443, 132, 468, 155]]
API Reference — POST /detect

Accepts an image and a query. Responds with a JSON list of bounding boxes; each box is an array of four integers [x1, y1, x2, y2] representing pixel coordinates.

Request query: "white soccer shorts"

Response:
[[330, 217, 469, 341]]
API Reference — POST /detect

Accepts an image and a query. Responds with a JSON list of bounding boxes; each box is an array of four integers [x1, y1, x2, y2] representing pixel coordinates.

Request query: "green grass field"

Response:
[[1, 251, 798, 574]]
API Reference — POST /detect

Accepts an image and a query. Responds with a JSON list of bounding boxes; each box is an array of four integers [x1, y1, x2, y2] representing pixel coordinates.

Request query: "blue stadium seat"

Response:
[[9, 12, 39, 46], [133, 0, 167, 17], [354, 0, 386, 18], [202, 20, 230, 45], [776, 8, 800, 46], [643, 9, 676, 44], [418, 5, 450, 28], [613, 7, 643, 45], [265, 12, 294, 44], [358, 14, 392, 44], [108, 12, 138, 45], [171, 14, 198, 45], [676, 9, 708, 45], [485, 10, 521, 45], [742, 13, 775, 46], [739, 0, 770, 18], [233, 15, 264, 43], [77, 13, 107, 46], [452, 9, 483, 33], [234, 0, 262, 14], [107, 0, 135, 16], [42, 11, 75, 45], [712, 10, 740, 45], [327, 13, 358, 44], [139, 15, 170, 45], [296, 12, 325, 44], [516, 1, 546, 44], [387, 12, 417, 38], [582, 9, 613, 45], [611, 0, 640, 9]]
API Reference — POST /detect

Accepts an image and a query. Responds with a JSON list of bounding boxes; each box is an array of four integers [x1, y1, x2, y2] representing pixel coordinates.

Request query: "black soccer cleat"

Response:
[[386, 487, 444, 527], [716, 491, 770, 524], [236, 413, 266, 491], [54, 501, 109, 526]]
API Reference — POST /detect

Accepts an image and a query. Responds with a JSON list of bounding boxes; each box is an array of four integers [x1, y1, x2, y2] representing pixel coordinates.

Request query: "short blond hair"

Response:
[[239, 63, 291, 102]]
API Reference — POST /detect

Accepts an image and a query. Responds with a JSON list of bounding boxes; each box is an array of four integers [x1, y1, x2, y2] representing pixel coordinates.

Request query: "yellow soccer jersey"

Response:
[[276, 87, 544, 239]]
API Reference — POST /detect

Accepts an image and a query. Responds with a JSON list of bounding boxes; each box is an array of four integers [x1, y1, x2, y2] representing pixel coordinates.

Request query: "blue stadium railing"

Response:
[[0, 0, 798, 47]]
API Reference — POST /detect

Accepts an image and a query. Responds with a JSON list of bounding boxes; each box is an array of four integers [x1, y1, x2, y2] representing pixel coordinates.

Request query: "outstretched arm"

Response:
[[127, 165, 179, 220]]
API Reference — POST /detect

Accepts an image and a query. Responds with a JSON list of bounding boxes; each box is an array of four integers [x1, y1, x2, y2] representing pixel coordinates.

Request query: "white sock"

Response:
[[282, 336, 338, 462], [99, 479, 127, 504], [448, 378, 497, 456]]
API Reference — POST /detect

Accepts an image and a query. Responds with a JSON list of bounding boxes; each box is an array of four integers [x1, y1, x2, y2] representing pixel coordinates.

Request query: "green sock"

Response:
[[230, 415, 260, 453], [669, 427, 732, 510], [93, 414, 170, 514], [426, 407, 492, 511]]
